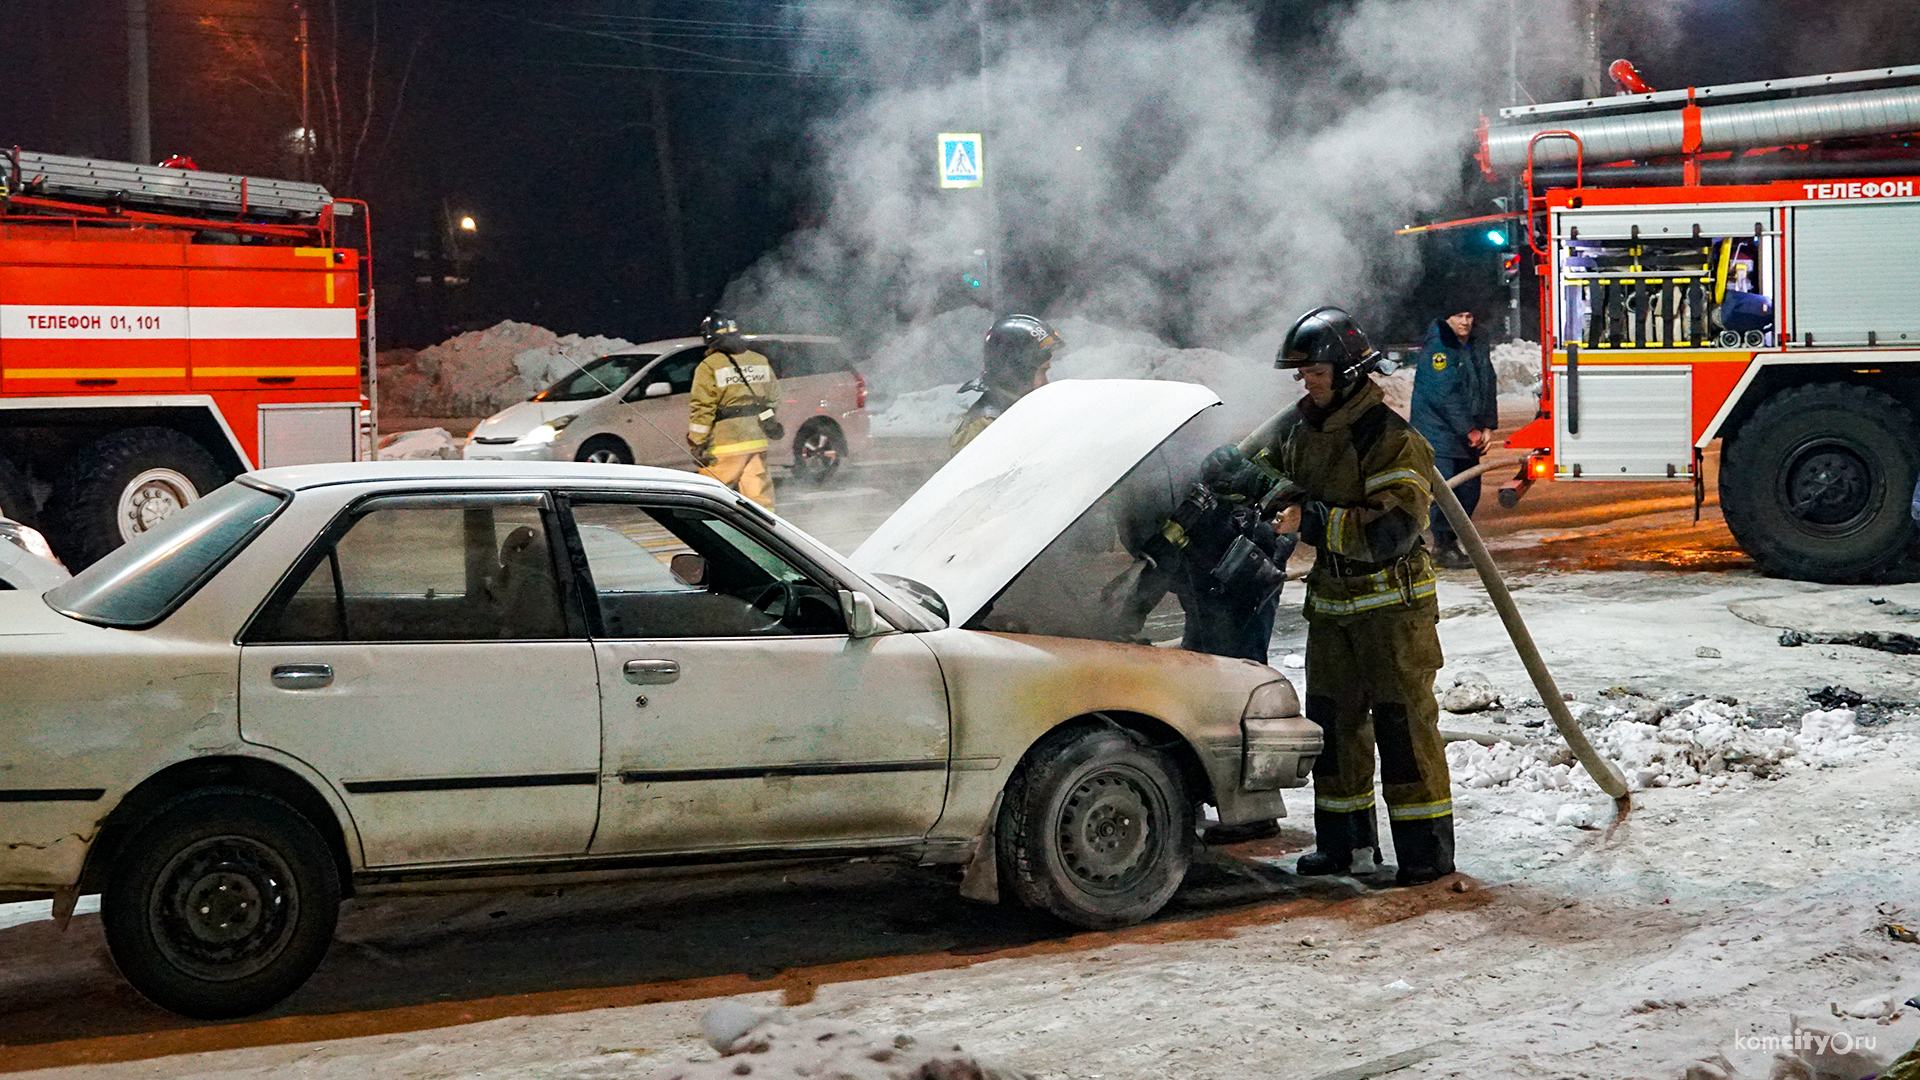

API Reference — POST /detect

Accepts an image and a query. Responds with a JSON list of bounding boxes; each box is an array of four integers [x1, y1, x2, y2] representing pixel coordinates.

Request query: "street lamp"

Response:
[[458, 216, 477, 232]]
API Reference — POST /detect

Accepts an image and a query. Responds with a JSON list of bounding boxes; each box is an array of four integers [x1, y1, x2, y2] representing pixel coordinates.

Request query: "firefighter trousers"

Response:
[[702, 452, 773, 509], [1304, 595, 1454, 874]]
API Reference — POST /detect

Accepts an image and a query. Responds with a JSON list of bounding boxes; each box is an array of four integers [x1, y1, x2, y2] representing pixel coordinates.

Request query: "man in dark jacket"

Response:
[[1408, 307, 1499, 569]]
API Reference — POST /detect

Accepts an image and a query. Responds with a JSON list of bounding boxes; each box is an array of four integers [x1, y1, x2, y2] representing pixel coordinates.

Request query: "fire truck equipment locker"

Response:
[[1790, 203, 1920, 346]]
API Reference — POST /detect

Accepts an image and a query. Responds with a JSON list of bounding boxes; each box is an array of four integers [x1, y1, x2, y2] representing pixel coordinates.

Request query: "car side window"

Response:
[[624, 350, 703, 401], [247, 495, 572, 643], [570, 500, 845, 638]]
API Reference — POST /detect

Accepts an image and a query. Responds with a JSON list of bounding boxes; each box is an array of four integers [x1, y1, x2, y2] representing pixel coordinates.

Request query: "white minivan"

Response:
[[463, 335, 871, 482]]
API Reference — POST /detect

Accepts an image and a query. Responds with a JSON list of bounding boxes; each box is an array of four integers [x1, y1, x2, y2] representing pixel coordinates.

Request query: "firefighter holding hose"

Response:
[[688, 313, 781, 509], [1207, 307, 1456, 885]]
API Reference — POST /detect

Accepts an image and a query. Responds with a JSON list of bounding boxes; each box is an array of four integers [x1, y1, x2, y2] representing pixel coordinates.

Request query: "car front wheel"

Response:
[[101, 791, 341, 1019], [997, 725, 1194, 929]]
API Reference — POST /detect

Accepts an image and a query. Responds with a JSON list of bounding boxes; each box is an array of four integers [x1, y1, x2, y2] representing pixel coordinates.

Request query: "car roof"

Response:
[[616, 333, 846, 354], [245, 460, 733, 494]]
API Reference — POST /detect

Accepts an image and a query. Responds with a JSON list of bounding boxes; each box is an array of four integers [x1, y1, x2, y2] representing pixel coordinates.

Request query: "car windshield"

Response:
[[46, 482, 288, 629], [534, 353, 659, 402]]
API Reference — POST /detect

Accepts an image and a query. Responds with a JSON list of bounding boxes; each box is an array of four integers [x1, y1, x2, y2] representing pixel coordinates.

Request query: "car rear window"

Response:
[[756, 341, 853, 379], [46, 482, 289, 629]]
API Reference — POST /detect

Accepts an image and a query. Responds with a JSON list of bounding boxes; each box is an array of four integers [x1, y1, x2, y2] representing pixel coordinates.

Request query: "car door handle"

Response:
[[623, 659, 680, 685], [271, 663, 334, 690]]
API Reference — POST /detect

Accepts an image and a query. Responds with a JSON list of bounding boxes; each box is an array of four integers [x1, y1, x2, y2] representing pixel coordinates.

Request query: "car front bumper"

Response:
[[1206, 713, 1323, 826]]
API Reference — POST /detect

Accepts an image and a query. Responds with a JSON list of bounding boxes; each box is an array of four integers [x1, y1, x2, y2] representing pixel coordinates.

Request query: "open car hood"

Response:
[[852, 379, 1220, 629]]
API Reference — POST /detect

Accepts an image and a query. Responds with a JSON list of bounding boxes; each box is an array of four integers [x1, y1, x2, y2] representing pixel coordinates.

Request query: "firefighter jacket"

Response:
[[1409, 320, 1499, 459], [950, 383, 1023, 455], [688, 348, 779, 458], [1257, 379, 1438, 619]]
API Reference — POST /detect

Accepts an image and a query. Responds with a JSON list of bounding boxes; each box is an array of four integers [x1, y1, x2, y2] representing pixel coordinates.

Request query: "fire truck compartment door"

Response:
[[1556, 207, 1773, 241], [1551, 364, 1693, 480], [259, 402, 360, 467], [1790, 203, 1920, 347]]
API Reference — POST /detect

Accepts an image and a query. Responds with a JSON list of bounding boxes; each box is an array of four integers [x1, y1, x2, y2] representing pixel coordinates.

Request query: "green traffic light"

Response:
[[1485, 228, 1508, 246]]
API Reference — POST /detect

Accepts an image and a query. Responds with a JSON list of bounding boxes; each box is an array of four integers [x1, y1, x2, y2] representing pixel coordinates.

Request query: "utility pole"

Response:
[[973, 0, 1003, 311], [1581, 0, 1603, 99], [297, 3, 313, 181], [126, 0, 151, 163], [636, 0, 693, 323], [1507, 0, 1523, 339]]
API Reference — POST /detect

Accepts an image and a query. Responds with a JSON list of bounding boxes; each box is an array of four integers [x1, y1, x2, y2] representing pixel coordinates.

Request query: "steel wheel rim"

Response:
[[1779, 437, 1875, 532], [119, 468, 197, 541], [584, 448, 621, 464], [149, 835, 300, 982], [1055, 765, 1163, 895]]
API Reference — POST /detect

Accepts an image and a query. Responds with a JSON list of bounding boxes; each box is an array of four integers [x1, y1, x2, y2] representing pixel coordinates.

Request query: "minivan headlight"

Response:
[[518, 415, 576, 445]]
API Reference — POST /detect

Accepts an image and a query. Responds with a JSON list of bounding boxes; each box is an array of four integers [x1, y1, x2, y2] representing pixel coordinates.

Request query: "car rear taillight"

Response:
[[853, 368, 867, 409]]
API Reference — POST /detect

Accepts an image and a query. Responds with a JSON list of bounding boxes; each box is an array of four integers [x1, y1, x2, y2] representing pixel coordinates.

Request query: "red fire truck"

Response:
[[0, 148, 373, 566], [1474, 63, 1920, 583]]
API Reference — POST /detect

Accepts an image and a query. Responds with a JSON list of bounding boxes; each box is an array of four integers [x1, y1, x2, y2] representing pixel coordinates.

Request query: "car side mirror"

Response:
[[669, 552, 706, 586], [838, 589, 881, 638], [644, 381, 673, 399]]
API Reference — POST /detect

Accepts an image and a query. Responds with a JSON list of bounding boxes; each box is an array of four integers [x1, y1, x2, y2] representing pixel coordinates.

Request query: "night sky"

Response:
[[3, 0, 1917, 349]]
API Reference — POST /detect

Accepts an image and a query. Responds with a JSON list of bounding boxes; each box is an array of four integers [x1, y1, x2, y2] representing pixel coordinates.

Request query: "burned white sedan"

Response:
[[0, 380, 1317, 1019]]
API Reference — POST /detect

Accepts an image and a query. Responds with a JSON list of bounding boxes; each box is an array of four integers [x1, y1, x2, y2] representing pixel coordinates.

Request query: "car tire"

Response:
[[0, 452, 34, 527], [575, 436, 633, 465], [1720, 383, 1919, 584], [100, 790, 341, 1019], [52, 427, 226, 568], [997, 724, 1194, 929], [790, 419, 847, 485]]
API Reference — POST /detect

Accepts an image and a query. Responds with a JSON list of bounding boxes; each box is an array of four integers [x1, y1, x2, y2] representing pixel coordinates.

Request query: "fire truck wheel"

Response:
[[53, 427, 227, 568], [1720, 383, 1919, 584], [0, 454, 34, 526], [574, 436, 633, 465]]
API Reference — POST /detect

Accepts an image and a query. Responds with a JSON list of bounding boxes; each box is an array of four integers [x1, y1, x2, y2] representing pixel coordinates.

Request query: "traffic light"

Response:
[[1485, 227, 1509, 247], [1502, 252, 1522, 279]]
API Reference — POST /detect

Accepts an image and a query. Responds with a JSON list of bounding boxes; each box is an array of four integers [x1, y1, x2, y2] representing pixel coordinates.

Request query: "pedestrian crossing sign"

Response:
[[938, 133, 983, 189]]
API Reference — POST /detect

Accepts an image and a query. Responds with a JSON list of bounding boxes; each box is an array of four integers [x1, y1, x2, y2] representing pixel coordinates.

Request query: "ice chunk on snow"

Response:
[[1554, 803, 1596, 829], [377, 427, 459, 460]]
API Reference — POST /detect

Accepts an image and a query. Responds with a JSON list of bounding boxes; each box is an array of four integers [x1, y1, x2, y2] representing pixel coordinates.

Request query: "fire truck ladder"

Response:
[[0, 148, 341, 222]]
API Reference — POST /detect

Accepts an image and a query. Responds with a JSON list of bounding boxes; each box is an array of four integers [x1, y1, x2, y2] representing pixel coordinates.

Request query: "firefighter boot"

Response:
[[1296, 803, 1383, 874], [1391, 813, 1456, 886], [1204, 818, 1281, 845]]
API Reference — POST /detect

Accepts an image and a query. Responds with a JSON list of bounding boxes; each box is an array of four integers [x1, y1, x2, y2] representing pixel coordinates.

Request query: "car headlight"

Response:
[[517, 415, 576, 445], [1242, 679, 1300, 720]]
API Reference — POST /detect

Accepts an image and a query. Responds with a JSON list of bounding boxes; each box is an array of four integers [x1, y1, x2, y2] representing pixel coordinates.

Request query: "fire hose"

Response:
[[1235, 415, 1632, 813]]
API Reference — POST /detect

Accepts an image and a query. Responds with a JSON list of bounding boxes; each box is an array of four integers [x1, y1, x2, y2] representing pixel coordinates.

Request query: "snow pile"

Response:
[[376, 427, 459, 460], [1448, 702, 1895, 800], [1490, 338, 1541, 396], [382, 321, 638, 417], [872, 384, 971, 437], [643, 1002, 1031, 1080], [862, 306, 996, 397]]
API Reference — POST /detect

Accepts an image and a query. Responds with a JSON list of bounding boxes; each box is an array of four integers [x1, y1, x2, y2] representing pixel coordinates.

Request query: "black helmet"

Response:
[[1277, 305, 1378, 387], [701, 312, 743, 351], [981, 313, 1062, 391]]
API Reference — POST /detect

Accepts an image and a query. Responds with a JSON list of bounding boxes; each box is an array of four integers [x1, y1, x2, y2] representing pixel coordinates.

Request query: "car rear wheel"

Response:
[[790, 419, 846, 485], [575, 436, 633, 465], [997, 725, 1193, 929], [101, 790, 340, 1019], [52, 427, 226, 568]]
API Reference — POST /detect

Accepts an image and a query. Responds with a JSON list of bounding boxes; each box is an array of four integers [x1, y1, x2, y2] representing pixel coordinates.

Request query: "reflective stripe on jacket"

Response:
[[688, 348, 778, 456]]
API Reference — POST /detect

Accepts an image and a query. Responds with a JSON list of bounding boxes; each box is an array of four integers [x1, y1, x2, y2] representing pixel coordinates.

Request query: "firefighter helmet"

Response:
[[1276, 306, 1379, 388], [701, 312, 744, 352], [981, 313, 1062, 391]]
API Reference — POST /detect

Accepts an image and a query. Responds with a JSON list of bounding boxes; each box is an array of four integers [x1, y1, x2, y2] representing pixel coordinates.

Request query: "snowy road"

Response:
[[4, 437, 1918, 1078]]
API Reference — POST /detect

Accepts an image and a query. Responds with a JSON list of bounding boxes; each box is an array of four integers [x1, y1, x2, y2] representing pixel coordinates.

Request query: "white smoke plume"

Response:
[[723, 0, 1582, 393]]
